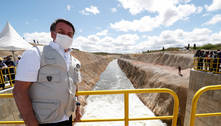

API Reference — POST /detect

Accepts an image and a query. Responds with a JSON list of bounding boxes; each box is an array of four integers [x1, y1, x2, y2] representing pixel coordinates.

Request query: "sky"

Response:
[[0, 0, 221, 53]]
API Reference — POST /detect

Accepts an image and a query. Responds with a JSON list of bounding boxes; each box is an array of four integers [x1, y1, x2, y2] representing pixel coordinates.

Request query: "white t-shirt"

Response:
[[15, 41, 79, 122], [15, 41, 74, 81]]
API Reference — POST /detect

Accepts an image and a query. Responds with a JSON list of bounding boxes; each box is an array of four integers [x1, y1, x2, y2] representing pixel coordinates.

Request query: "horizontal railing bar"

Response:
[[196, 113, 221, 117], [78, 118, 124, 122], [1, 88, 176, 97], [0, 94, 13, 98], [0, 116, 174, 124], [129, 116, 173, 121], [76, 88, 176, 96], [0, 121, 24, 124], [78, 116, 174, 123]]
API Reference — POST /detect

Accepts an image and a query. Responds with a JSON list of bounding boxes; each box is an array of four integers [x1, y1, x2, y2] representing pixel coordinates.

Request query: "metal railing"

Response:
[[0, 88, 179, 126], [0, 66, 16, 89], [193, 57, 221, 74], [189, 85, 221, 126]]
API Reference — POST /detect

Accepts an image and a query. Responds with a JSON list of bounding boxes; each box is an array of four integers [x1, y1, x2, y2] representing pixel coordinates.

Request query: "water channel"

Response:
[[75, 60, 166, 126]]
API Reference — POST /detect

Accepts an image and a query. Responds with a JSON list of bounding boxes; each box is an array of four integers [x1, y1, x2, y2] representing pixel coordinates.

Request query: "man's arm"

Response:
[[13, 80, 39, 126]]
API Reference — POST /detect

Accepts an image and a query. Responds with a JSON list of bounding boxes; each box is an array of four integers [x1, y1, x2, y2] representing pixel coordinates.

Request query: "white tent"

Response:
[[0, 22, 32, 51], [0, 22, 32, 62]]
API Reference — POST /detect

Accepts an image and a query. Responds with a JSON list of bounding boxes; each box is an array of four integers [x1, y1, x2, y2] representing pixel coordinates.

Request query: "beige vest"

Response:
[[29, 45, 81, 123]]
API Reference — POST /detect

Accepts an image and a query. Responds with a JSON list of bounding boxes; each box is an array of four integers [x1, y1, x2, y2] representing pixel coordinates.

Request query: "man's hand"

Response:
[[74, 106, 82, 122]]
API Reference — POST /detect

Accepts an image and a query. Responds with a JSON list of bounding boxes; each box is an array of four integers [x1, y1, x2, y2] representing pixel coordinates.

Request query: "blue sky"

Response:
[[0, 0, 221, 53]]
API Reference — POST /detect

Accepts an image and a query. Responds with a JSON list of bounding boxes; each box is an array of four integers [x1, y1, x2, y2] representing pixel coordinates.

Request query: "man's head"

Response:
[[50, 19, 75, 41], [17, 56, 21, 60], [6, 55, 12, 61]]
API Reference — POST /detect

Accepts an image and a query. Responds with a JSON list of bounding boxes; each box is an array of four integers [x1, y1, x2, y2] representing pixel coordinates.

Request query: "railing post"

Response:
[[216, 58, 219, 73], [170, 90, 179, 126], [124, 92, 129, 126], [0, 70, 3, 84], [8, 67, 12, 86]]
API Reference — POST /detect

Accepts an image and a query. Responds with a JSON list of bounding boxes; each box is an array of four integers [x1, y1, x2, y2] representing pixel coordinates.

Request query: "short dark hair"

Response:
[[50, 19, 75, 35]]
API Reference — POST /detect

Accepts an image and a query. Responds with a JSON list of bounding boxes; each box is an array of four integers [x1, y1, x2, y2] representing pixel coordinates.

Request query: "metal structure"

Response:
[[193, 57, 221, 74], [189, 85, 221, 126], [0, 88, 179, 126], [0, 66, 16, 89]]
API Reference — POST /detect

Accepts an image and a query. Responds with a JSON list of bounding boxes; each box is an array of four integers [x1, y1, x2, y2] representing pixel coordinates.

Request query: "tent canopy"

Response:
[[0, 22, 32, 51]]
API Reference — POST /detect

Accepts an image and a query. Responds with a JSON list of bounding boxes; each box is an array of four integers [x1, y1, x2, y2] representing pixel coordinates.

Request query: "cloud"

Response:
[[196, 7, 203, 13], [110, 16, 161, 32], [66, 5, 71, 11], [118, 0, 179, 15], [75, 33, 139, 53], [80, 5, 100, 15], [138, 28, 213, 50], [211, 31, 221, 43], [111, 0, 202, 32], [23, 28, 221, 53], [205, 0, 221, 11], [204, 14, 221, 25], [96, 30, 108, 36], [76, 27, 220, 53], [111, 8, 117, 13], [23, 32, 52, 45]]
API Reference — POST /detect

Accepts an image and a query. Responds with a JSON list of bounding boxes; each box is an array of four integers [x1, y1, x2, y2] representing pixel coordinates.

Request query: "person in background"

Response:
[[0, 57, 7, 89], [178, 66, 183, 76], [0, 57, 7, 69], [194, 50, 201, 70], [3, 55, 16, 85], [13, 19, 82, 126], [16, 55, 21, 65], [4, 55, 15, 67], [218, 50, 221, 73], [204, 51, 210, 71], [199, 50, 204, 70]]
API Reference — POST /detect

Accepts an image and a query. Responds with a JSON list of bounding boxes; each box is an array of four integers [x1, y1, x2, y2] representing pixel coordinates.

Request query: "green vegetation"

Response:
[[142, 47, 181, 53], [142, 43, 221, 54], [91, 43, 221, 55], [164, 47, 181, 51], [195, 43, 221, 50], [92, 52, 122, 56]]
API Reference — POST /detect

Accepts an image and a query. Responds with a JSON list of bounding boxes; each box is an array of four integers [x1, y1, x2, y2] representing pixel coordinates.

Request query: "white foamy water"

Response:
[[75, 60, 166, 126]]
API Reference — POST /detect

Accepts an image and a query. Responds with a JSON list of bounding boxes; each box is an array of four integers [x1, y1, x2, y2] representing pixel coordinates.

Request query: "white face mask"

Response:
[[54, 33, 73, 49]]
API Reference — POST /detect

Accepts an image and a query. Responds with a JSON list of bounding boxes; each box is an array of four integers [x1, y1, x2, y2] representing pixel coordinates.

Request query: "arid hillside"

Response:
[[118, 51, 194, 126]]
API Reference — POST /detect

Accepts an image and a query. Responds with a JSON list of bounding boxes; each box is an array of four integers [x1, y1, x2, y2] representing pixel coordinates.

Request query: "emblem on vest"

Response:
[[76, 64, 80, 69], [47, 76, 52, 81]]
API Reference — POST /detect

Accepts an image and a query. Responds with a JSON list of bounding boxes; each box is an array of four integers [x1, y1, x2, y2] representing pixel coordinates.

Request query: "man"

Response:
[[0, 57, 7, 69], [16, 55, 21, 65], [3, 55, 16, 85], [178, 66, 182, 76], [0, 57, 7, 89], [13, 19, 82, 126], [218, 50, 221, 73], [4, 55, 15, 67]]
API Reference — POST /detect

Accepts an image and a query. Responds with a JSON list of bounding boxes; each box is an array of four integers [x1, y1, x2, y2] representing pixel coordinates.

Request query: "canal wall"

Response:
[[118, 58, 189, 126], [184, 70, 221, 126]]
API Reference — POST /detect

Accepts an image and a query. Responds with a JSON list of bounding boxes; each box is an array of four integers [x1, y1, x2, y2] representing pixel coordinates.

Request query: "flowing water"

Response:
[[75, 60, 166, 126]]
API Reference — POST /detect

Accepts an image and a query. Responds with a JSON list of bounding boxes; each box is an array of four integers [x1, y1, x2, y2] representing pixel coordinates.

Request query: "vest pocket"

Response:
[[45, 56, 56, 64], [32, 99, 60, 123], [38, 72, 61, 83]]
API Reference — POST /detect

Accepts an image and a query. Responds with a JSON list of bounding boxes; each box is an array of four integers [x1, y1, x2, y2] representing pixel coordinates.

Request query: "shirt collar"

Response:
[[49, 41, 71, 53]]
